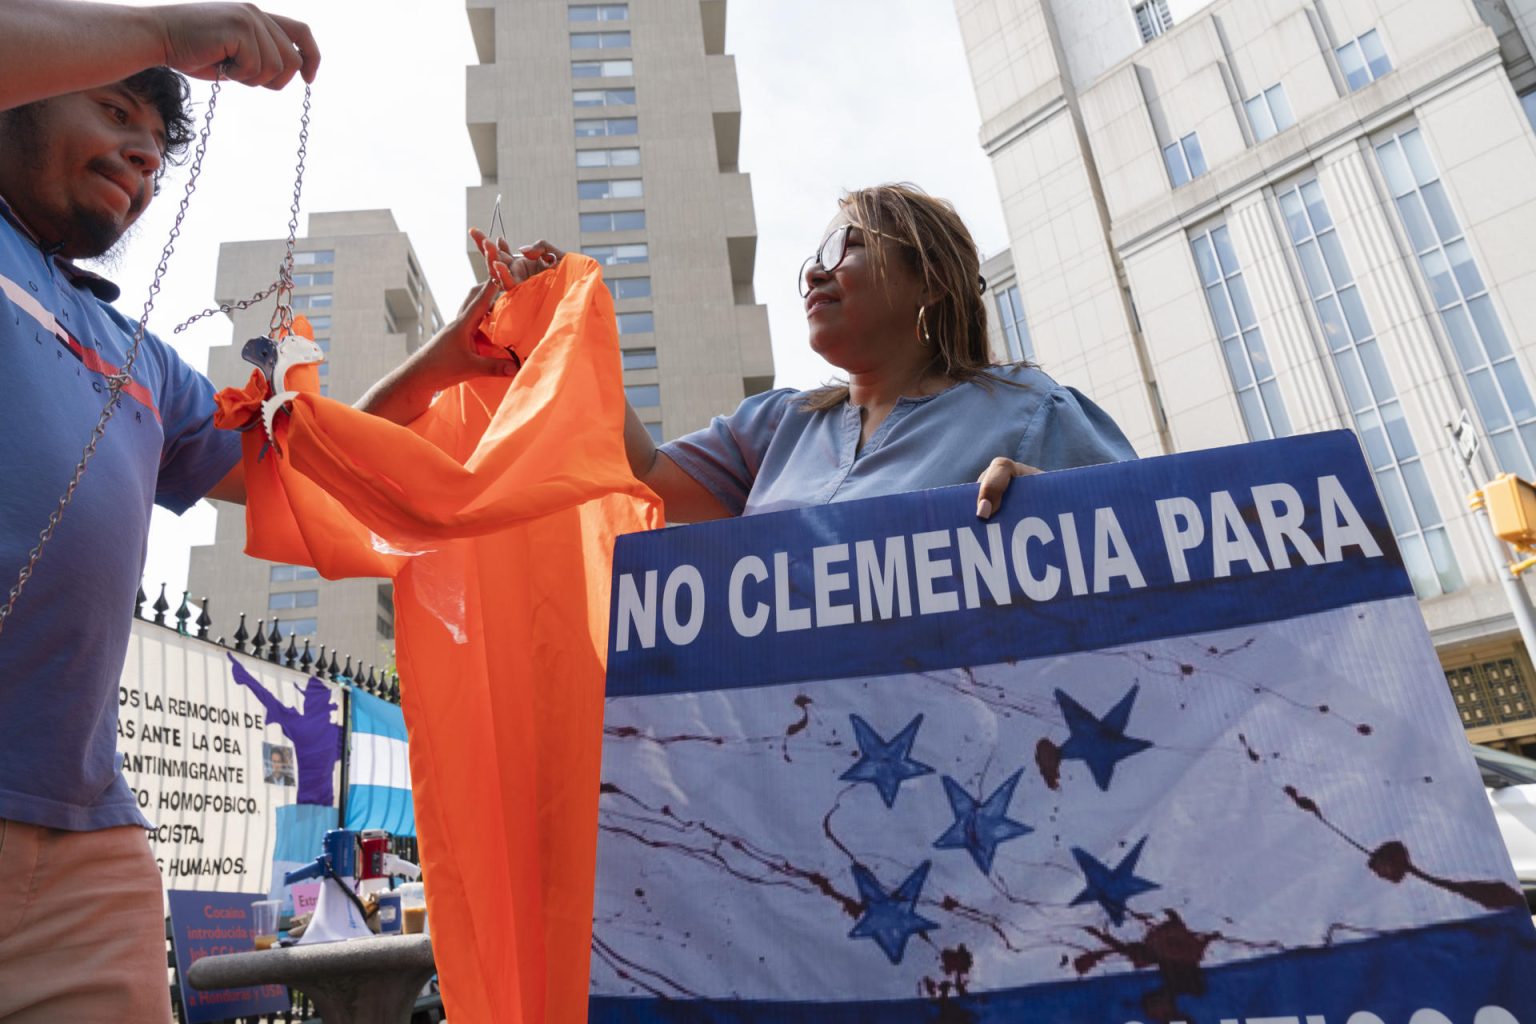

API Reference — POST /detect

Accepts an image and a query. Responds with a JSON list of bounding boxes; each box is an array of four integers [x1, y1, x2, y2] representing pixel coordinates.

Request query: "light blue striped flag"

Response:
[[345, 689, 415, 837]]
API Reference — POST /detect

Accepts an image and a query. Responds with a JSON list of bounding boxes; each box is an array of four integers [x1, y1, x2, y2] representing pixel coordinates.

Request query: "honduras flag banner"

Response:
[[590, 431, 1536, 1022], [345, 687, 415, 837]]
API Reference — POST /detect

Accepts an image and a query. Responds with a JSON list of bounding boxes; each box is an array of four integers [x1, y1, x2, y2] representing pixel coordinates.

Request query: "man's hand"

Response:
[[975, 457, 1041, 520], [154, 3, 320, 89], [470, 229, 564, 290]]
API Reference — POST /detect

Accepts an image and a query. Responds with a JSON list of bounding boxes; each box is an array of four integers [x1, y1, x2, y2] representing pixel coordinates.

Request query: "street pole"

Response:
[[1449, 413, 1536, 664]]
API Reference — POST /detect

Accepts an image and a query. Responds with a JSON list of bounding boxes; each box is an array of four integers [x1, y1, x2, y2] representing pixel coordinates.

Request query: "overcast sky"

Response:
[[111, 0, 1013, 614]]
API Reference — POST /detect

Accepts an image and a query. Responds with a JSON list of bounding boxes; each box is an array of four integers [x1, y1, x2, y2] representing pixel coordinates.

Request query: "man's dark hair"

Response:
[[121, 67, 193, 191]]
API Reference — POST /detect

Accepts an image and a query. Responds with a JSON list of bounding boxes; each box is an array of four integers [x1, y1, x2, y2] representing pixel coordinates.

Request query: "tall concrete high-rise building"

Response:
[[464, 0, 773, 440], [188, 210, 445, 669], [958, 0, 1536, 753]]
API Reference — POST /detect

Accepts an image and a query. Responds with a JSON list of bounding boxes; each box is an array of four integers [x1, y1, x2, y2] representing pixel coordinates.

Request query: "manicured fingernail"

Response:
[[976, 498, 993, 519]]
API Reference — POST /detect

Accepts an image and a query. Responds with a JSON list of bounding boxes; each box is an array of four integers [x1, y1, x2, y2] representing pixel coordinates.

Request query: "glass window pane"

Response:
[[1491, 428, 1531, 476], [1523, 90, 1536, 132], [572, 61, 600, 77], [617, 312, 654, 334], [1446, 239, 1483, 297], [1469, 368, 1511, 429], [580, 212, 611, 231], [1244, 329, 1273, 378], [1493, 359, 1536, 423], [1360, 29, 1391, 78], [1469, 295, 1511, 359], [1301, 180, 1331, 231], [1315, 294, 1349, 350], [575, 119, 604, 137], [1338, 286, 1372, 342], [1420, 249, 1457, 308], [1318, 231, 1353, 288], [1398, 533, 1438, 599], [1223, 336, 1253, 388], [611, 179, 643, 198], [578, 180, 608, 199], [1357, 409, 1391, 468], [1380, 400, 1416, 459], [1183, 133, 1208, 177], [611, 148, 640, 166], [615, 276, 651, 298], [610, 117, 638, 135], [1401, 130, 1438, 187], [1376, 139, 1414, 196], [1246, 95, 1276, 141], [613, 210, 645, 230], [1374, 466, 1415, 535], [1420, 182, 1461, 244], [1338, 41, 1368, 91], [622, 348, 658, 369], [571, 33, 600, 47], [1267, 84, 1295, 131], [1212, 225, 1238, 274], [626, 383, 661, 407], [570, 5, 599, 20], [1206, 284, 1237, 338], [1297, 240, 1330, 299], [1227, 276, 1256, 329], [574, 89, 603, 106], [1357, 339, 1395, 402], [1425, 527, 1462, 592], [611, 88, 636, 104], [602, 5, 629, 19], [1279, 190, 1309, 243], [1259, 379, 1291, 434], [1164, 143, 1189, 188], [576, 149, 606, 167], [1337, 351, 1372, 411], [1441, 304, 1483, 370], [1394, 194, 1436, 253], [602, 60, 633, 76], [1238, 387, 1271, 440], [602, 31, 631, 47], [1191, 235, 1219, 284]]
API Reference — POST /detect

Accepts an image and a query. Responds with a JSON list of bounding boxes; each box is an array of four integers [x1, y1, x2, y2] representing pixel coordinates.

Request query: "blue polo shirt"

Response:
[[659, 364, 1137, 517], [0, 197, 240, 830]]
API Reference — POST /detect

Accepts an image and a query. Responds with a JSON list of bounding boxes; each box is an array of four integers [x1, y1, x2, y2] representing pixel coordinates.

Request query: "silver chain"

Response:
[[175, 83, 311, 337], [0, 77, 226, 637]]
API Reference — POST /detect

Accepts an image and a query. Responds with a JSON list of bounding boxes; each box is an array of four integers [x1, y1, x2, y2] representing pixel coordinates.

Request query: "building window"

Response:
[[1133, 0, 1172, 43], [580, 210, 646, 232], [1162, 132, 1207, 188], [269, 589, 319, 610], [377, 615, 395, 640], [1377, 127, 1536, 477], [319, 384, 329, 397], [582, 243, 648, 265], [270, 564, 320, 582], [1522, 89, 1536, 133], [571, 30, 630, 48], [291, 292, 332, 310], [291, 271, 333, 287], [576, 147, 640, 169], [643, 421, 663, 443], [617, 311, 654, 334], [293, 249, 334, 265], [626, 384, 661, 407], [574, 87, 636, 108], [306, 315, 332, 332], [578, 178, 643, 200], [1190, 224, 1291, 440], [993, 284, 1033, 362], [1244, 84, 1295, 142], [1276, 177, 1460, 598], [575, 116, 637, 138], [622, 347, 658, 370], [570, 3, 628, 21], [280, 617, 318, 638], [1446, 659, 1535, 728], [571, 59, 633, 78], [315, 339, 330, 353], [1336, 29, 1391, 92], [608, 276, 652, 300]]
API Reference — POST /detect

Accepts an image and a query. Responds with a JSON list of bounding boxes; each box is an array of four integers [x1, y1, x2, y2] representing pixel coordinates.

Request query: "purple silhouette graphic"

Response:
[[228, 654, 342, 806]]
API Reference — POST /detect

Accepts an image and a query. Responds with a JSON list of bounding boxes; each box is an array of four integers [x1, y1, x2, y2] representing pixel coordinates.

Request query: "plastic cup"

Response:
[[398, 882, 427, 935], [250, 899, 281, 950]]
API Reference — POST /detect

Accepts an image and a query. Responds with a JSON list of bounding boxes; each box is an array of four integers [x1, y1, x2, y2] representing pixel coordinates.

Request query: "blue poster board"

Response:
[[167, 890, 289, 1024], [590, 432, 1536, 1021]]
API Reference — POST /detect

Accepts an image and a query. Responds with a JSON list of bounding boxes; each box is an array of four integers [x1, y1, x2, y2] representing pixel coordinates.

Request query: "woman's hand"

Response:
[[975, 457, 1041, 519]]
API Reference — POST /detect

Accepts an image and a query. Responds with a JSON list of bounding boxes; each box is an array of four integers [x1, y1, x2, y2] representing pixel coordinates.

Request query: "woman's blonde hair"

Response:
[[803, 183, 1014, 411]]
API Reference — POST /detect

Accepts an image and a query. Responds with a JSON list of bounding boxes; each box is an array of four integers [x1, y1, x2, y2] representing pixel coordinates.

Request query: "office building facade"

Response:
[[464, 0, 773, 441], [958, 0, 1536, 751], [188, 210, 444, 670]]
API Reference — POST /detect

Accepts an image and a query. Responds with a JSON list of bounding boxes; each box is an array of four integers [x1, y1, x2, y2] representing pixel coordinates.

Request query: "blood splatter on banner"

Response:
[[590, 431, 1536, 1021]]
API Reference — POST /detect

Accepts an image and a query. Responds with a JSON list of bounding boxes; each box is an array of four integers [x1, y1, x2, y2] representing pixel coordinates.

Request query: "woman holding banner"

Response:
[[493, 183, 1135, 519]]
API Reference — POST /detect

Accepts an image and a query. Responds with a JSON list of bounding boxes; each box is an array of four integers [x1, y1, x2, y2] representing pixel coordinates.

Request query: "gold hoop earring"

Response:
[[916, 305, 931, 344]]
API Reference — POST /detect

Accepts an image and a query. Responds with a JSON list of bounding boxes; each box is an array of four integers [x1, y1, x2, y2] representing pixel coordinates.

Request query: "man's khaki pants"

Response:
[[0, 820, 171, 1023]]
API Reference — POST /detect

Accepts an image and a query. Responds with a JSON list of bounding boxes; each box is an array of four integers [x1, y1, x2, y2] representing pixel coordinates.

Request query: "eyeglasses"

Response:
[[798, 223, 991, 297], [798, 224, 859, 298]]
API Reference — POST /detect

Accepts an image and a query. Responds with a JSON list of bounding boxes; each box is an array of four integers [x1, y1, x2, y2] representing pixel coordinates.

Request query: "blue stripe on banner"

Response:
[[607, 432, 1411, 698], [350, 688, 408, 740], [590, 909, 1536, 1022], [344, 783, 415, 837]]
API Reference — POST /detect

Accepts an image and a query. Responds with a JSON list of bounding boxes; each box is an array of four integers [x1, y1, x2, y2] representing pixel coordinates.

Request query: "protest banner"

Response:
[[590, 431, 1536, 1021], [166, 889, 289, 1024]]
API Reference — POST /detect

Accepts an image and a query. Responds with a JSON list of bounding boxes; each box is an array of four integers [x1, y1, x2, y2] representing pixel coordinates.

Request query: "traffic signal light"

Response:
[[1481, 473, 1536, 551]]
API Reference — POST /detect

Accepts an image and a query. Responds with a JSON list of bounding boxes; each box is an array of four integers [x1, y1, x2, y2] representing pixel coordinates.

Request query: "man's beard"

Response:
[[82, 222, 137, 272]]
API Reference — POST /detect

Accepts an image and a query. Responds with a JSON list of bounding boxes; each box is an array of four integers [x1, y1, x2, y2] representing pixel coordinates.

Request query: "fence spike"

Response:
[[152, 583, 169, 626], [196, 597, 212, 640], [267, 619, 282, 663], [233, 613, 249, 654]]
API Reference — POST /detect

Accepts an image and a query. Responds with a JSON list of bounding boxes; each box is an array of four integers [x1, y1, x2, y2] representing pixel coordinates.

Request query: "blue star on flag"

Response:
[[1070, 836, 1160, 926], [933, 769, 1033, 875], [848, 860, 939, 965], [1055, 685, 1153, 791], [841, 713, 935, 808]]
